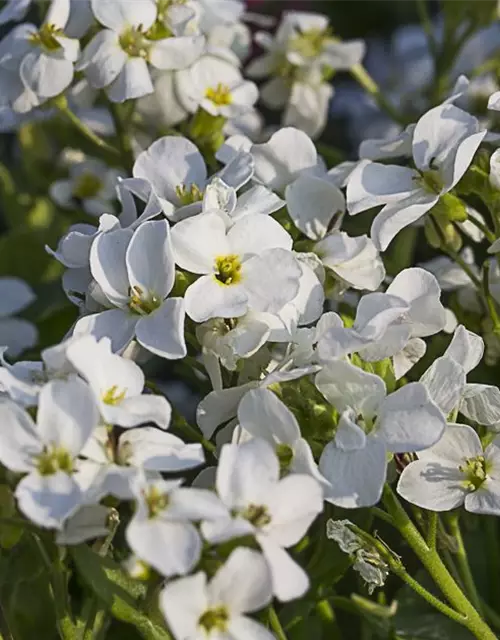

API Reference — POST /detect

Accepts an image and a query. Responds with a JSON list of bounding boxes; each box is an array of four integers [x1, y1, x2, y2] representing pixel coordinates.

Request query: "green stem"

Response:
[[371, 507, 396, 528], [446, 513, 484, 616], [485, 518, 500, 607], [427, 512, 438, 551], [268, 606, 287, 640], [350, 64, 407, 126], [467, 214, 496, 243], [382, 485, 496, 640], [483, 261, 500, 335], [52, 95, 120, 159], [172, 409, 217, 454], [108, 101, 136, 172]]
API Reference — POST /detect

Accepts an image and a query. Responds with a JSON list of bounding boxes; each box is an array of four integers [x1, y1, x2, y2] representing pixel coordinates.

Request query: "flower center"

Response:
[[129, 286, 162, 315], [214, 255, 242, 286], [242, 503, 272, 528], [144, 486, 170, 518], [119, 27, 150, 58], [459, 455, 489, 491], [205, 84, 233, 106], [102, 385, 127, 406], [289, 27, 330, 60], [418, 169, 444, 195], [276, 443, 294, 473], [29, 23, 64, 51], [36, 445, 73, 476], [198, 606, 229, 634], [72, 172, 102, 200], [175, 183, 204, 206]]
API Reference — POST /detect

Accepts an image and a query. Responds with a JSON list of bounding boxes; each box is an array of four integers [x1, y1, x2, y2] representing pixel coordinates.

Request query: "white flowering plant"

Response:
[[1, 1, 500, 639]]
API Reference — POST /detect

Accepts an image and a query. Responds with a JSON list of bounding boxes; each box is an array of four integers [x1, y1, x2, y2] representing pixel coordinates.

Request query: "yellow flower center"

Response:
[[289, 27, 330, 60], [128, 286, 162, 315], [175, 183, 204, 206], [119, 26, 150, 58], [102, 385, 127, 406], [29, 23, 64, 51], [459, 455, 489, 491], [214, 255, 242, 286], [241, 503, 271, 528], [36, 445, 74, 476], [198, 606, 229, 634], [276, 443, 294, 473], [72, 172, 103, 200], [205, 84, 233, 106], [418, 169, 444, 194], [144, 486, 170, 518]]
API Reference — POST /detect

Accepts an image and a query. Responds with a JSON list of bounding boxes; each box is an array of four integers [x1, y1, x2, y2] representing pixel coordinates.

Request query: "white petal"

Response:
[[185, 275, 248, 323], [126, 219, 175, 300], [227, 215, 292, 257], [242, 249, 301, 314], [171, 212, 229, 274], [346, 161, 420, 215], [121, 428, 204, 471], [232, 185, 284, 221], [460, 384, 500, 427], [149, 35, 206, 71], [238, 388, 300, 445], [73, 309, 138, 354], [135, 297, 187, 359], [15, 471, 81, 529], [105, 394, 172, 430], [258, 539, 309, 602], [393, 338, 427, 380], [420, 356, 466, 415], [0, 318, 38, 357], [91, 0, 156, 30], [488, 91, 500, 111], [197, 382, 258, 438], [20, 51, 74, 99], [107, 57, 153, 103], [90, 227, 132, 306], [77, 30, 126, 89], [229, 616, 275, 640], [209, 547, 273, 613], [315, 360, 386, 417], [0, 398, 40, 471], [418, 423, 482, 464], [217, 439, 279, 509], [397, 460, 466, 511], [127, 516, 201, 577], [56, 504, 111, 545], [335, 409, 367, 451], [465, 482, 500, 516], [376, 382, 446, 453], [160, 573, 207, 639], [133, 136, 206, 206], [252, 127, 318, 193], [37, 377, 99, 456], [371, 190, 437, 251], [286, 175, 345, 240], [445, 324, 484, 373], [319, 439, 388, 508]]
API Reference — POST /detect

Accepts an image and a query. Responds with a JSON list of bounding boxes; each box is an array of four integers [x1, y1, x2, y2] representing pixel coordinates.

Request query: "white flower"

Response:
[[398, 423, 500, 515], [171, 212, 301, 322], [160, 547, 274, 640], [50, 155, 123, 217], [67, 335, 172, 429], [79, 424, 204, 502], [347, 104, 487, 251], [201, 438, 323, 601], [126, 473, 227, 578], [237, 388, 326, 483], [318, 268, 446, 369], [0, 377, 99, 528], [0, 277, 38, 357], [133, 135, 253, 221], [0, 0, 79, 113], [314, 231, 385, 291], [56, 504, 114, 545], [74, 219, 187, 358], [316, 360, 446, 508], [77, 0, 205, 103]]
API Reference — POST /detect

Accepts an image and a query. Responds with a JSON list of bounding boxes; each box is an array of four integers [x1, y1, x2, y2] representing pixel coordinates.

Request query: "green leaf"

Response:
[[71, 544, 172, 640]]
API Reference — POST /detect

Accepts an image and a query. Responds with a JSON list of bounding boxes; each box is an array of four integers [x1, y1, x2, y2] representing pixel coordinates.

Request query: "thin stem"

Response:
[[108, 100, 136, 173], [446, 513, 484, 616], [427, 512, 438, 551], [442, 246, 482, 289], [172, 410, 217, 454], [382, 485, 496, 640], [268, 606, 287, 640], [371, 507, 397, 528], [350, 64, 407, 126], [416, 0, 437, 58], [52, 95, 120, 159], [483, 261, 500, 335]]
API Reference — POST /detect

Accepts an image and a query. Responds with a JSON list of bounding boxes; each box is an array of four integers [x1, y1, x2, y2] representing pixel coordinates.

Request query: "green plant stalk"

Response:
[[483, 260, 500, 335], [446, 513, 484, 616], [51, 95, 120, 159], [427, 512, 438, 551], [485, 518, 500, 607], [382, 486, 496, 640], [350, 64, 407, 126], [268, 606, 287, 640], [108, 100, 136, 173]]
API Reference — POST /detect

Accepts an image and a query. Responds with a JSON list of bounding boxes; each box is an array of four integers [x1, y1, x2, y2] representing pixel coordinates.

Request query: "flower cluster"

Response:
[[1, 1, 500, 639]]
